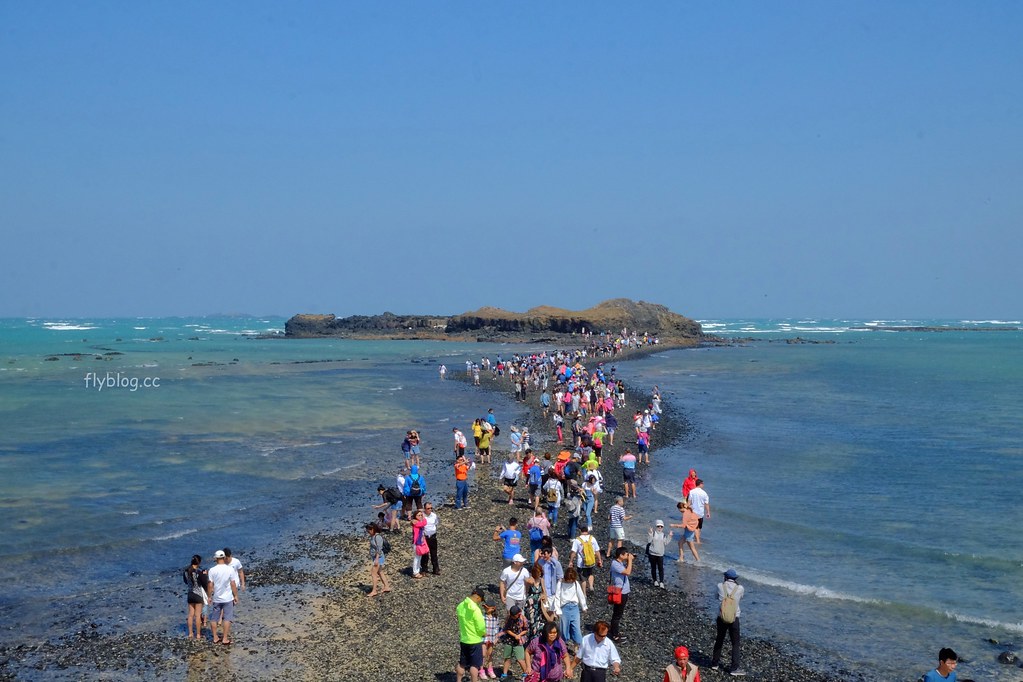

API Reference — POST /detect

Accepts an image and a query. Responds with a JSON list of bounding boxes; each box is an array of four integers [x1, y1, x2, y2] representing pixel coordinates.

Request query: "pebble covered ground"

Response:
[[0, 349, 864, 681]]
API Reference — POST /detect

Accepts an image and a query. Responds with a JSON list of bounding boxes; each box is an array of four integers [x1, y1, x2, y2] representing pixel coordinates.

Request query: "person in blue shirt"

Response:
[[920, 648, 958, 682], [493, 517, 523, 566], [402, 464, 427, 514]]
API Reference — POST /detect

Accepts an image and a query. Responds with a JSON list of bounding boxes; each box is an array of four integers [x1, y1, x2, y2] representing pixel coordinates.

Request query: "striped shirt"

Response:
[[609, 504, 626, 529]]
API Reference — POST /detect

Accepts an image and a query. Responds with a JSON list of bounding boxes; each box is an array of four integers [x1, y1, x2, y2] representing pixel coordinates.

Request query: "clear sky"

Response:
[[2, 2, 1020, 320]]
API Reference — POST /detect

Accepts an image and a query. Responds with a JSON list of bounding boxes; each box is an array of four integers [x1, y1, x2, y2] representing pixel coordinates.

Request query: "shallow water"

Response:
[[619, 320, 1023, 681]]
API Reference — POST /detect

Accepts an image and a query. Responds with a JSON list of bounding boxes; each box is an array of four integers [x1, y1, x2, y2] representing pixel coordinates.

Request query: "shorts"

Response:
[[503, 478, 518, 488], [682, 529, 696, 542], [697, 517, 705, 529], [502, 643, 526, 661], [623, 469, 636, 483], [609, 527, 625, 541], [411, 445, 420, 455], [459, 642, 484, 669], [529, 484, 539, 496], [211, 600, 234, 623], [579, 566, 595, 580]]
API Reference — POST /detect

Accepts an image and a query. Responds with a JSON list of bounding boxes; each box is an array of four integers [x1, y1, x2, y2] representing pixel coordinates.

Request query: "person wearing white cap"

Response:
[[647, 521, 673, 588], [207, 550, 238, 645], [499, 554, 530, 613]]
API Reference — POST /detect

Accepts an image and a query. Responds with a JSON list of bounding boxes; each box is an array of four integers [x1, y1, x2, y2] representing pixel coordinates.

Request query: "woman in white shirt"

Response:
[[555, 566, 588, 650]]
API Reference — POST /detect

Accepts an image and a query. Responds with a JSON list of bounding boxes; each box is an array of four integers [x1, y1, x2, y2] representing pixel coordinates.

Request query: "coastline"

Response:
[[0, 345, 855, 681]]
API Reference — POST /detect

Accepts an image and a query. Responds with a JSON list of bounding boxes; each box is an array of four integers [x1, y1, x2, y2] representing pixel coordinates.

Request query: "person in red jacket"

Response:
[[681, 469, 698, 501]]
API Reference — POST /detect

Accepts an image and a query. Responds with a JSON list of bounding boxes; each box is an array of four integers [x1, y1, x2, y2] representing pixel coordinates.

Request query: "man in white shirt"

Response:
[[499, 554, 529, 612], [575, 620, 621, 681], [422, 503, 440, 575], [223, 547, 245, 591], [207, 550, 238, 644], [686, 479, 710, 543]]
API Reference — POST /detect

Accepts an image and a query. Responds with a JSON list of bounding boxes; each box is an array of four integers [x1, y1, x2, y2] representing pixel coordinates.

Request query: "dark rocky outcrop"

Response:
[[284, 312, 448, 338], [284, 299, 703, 343]]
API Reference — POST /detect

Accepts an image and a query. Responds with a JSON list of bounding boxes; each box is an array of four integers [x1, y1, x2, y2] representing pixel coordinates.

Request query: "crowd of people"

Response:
[[357, 343, 740, 681]]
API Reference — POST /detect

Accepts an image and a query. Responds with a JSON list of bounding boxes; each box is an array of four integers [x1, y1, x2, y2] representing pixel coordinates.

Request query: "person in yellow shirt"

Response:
[[457, 587, 489, 682]]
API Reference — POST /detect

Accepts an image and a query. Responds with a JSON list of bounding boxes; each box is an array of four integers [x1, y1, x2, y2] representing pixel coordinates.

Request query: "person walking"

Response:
[[569, 526, 603, 595], [457, 586, 489, 682], [710, 568, 745, 676], [575, 621, 622, 681], [526, 622, 575, 681], [555, 566, 588, 650], [499, 554, 530, 613], [608, 547, 633, 643], [686, 479, 710, 544], [647, 521, 672, 588], [366, 523, 391, 597], [671, 501, 702, 563], [606, 497, 631, 558]]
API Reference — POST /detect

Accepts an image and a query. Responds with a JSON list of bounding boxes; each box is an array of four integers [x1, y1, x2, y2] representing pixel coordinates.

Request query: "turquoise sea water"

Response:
[[620, 319, 1023, 680], [1, 317, 1020, 680]]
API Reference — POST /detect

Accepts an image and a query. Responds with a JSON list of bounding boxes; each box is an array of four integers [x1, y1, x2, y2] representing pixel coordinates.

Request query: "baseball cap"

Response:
[[511, 553, 526, 563], [213, 550, 226, 559], [471, 586, 488, 603], [655, 520, 664, 527], [724, 568, 738, 580], [675, 646, 690, 659]]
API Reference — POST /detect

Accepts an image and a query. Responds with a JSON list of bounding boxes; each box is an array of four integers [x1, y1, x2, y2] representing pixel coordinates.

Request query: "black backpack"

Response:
[[409, 475, 422, 496]]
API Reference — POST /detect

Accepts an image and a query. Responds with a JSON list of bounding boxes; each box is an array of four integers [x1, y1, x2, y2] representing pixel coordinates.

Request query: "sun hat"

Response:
[[724, 568, 738, 580]]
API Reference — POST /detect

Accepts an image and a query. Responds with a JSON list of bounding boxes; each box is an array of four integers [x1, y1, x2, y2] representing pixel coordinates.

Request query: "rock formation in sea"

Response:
[[284, 298, 703, 343]]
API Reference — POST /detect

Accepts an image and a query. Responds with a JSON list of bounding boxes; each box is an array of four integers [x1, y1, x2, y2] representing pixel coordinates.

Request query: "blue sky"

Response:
[[2, 2, 1020, 319]]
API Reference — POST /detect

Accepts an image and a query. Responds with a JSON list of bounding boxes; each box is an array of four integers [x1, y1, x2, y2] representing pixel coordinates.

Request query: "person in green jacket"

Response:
[[457, 587, 489, 682]]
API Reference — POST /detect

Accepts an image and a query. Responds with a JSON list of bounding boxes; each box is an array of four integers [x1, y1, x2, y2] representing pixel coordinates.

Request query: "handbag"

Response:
[[606, 585, 623, 605]]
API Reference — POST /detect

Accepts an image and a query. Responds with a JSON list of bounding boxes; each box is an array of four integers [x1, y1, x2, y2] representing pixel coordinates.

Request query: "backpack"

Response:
[[581, 537, 596, 568], [546, 485, 559, 503], [720, 583, 739, 624], [529, 526, 544, 542], [409, 475, 422, 496], [381, 537, 392, 554]]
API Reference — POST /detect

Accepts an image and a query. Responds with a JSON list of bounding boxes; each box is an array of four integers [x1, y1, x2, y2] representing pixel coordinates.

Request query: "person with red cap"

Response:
[[663, 645, 700, 682]]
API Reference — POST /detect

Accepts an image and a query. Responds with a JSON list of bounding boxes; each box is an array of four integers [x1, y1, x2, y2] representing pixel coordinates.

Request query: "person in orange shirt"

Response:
[[454, 452, 471, 510]]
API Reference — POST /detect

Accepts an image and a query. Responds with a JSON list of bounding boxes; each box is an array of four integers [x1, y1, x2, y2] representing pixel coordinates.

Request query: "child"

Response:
[[500, 605, 531, 679], [481, 602, 500, 679]]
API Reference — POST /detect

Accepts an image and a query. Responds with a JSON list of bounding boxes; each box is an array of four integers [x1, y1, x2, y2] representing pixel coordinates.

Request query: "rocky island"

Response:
[[284, 298, 704, 345]]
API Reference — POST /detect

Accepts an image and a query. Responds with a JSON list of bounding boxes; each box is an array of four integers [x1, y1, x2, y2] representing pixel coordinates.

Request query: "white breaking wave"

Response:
[[43, 323, 98, 331], [716, 564, 888, 606], [153, 528, 198, 541], [943, 610, 1023, 635]]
